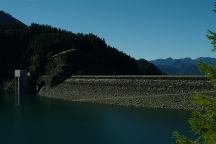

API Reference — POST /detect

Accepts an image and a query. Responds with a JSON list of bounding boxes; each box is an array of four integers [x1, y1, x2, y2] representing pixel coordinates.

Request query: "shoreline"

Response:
[[40, 95, 193, 112], [40, 91, 216, 110]]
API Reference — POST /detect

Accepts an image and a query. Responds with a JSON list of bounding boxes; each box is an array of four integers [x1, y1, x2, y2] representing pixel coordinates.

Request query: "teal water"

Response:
[[0, 95, 191, 144]]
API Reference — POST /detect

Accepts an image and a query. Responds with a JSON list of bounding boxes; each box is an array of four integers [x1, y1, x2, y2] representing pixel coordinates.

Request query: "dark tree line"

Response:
[[0, 23, 163, 83]]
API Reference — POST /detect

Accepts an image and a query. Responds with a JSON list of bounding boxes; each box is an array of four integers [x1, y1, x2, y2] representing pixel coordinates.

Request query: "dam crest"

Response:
[[39, 75, 215, 110]]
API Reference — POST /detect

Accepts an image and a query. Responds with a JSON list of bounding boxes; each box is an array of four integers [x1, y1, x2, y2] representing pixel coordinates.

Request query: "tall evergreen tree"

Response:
[[172, 2, 216, 144]]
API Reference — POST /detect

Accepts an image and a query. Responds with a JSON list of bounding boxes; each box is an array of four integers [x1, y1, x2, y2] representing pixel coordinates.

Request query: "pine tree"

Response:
[[172, 2, 216, 144]]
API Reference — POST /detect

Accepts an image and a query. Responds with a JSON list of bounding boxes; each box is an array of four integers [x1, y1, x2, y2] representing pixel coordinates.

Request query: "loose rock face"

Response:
[[39, 76, 215, 110]]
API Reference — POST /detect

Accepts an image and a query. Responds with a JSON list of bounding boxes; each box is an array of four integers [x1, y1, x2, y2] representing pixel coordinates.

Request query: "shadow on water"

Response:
[[0, 93, 192, 144]]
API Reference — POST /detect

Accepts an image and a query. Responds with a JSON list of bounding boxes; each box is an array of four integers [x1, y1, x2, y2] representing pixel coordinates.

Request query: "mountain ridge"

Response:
[[0, 10, 25, 26], [151, 57, 216, 75]]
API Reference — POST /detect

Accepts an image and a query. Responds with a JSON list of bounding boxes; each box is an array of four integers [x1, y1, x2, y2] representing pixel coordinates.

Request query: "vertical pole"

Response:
[[17, 77, 20, 106], [15, 70, 29, 106]]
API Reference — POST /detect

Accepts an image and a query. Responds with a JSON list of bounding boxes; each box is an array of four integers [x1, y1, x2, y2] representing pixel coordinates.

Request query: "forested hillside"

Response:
[[0, 11, 163, 86]]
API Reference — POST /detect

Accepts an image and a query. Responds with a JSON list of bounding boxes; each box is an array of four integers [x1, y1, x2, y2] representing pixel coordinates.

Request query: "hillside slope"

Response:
[[0, 11, 25, 26], [0, 11, 163, 87]]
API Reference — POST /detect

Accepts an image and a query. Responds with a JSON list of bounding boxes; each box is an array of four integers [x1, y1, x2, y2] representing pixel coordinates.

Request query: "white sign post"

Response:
[[15, 70, 21, 105], [15, 70, 28, 105]]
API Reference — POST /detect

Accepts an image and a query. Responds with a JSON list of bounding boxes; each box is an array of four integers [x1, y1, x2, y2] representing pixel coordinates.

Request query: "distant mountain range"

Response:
[[151, 57, 216, 75]]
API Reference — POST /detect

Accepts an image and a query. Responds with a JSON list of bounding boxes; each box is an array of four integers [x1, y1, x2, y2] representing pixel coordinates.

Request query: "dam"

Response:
[[39, 75, 215, 110]]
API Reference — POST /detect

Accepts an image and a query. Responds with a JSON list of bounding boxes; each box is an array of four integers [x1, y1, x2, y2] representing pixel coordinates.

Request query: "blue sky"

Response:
[[1, 0, 216, 60]]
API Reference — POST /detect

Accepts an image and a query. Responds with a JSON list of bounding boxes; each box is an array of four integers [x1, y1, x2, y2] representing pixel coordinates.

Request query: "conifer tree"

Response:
[[172, 2, 216, 144]]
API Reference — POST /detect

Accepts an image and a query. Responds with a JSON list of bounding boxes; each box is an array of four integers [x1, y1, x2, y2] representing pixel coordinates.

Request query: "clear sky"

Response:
[[1, 0, 216, 60]]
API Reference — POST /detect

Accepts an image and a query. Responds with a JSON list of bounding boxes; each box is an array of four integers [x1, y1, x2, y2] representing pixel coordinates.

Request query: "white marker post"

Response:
[[15, 70, 29, 105], [15, 70, 21, 105]]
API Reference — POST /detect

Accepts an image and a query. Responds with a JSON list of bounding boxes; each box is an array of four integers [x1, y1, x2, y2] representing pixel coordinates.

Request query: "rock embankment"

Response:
[[39, 76, 216, 110]]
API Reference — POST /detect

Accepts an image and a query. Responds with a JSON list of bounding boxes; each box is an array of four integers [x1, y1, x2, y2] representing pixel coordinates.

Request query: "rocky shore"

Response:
[[39, 76, 216, 110]]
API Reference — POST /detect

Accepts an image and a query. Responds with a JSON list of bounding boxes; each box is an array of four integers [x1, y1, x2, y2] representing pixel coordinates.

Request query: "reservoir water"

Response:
[[0, 95, 191, 144]]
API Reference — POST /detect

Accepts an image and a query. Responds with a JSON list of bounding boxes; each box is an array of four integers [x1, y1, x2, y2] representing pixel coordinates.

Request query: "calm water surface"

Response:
[[0, 94, 191, 144]]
